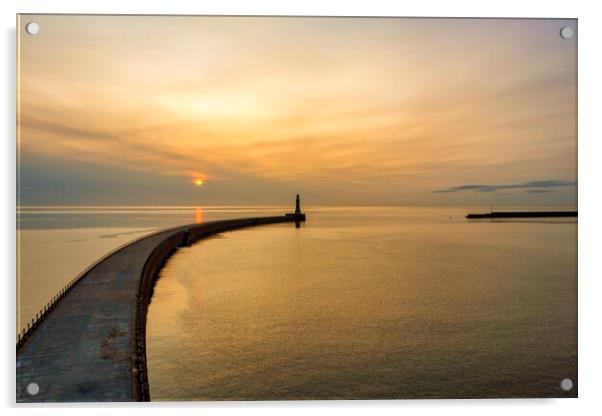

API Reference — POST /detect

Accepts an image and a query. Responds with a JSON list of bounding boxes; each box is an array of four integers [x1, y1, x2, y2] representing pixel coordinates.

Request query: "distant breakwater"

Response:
[[466, 211, 577, 219]]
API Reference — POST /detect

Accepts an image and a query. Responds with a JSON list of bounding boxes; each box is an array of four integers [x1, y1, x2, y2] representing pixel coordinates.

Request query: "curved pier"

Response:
[[16, 213, 305, 402]]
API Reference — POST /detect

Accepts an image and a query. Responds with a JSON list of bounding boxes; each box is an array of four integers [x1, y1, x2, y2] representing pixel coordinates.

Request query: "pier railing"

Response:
[[15, 229, 162, 350]]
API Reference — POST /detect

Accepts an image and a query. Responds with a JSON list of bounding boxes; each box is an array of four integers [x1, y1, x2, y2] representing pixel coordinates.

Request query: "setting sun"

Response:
[[195, 179, 203, 187]]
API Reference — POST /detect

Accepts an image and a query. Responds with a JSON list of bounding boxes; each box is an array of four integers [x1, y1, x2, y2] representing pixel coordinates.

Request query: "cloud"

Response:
[[17, 16, 577, 206], [433, 180, 576, 193]]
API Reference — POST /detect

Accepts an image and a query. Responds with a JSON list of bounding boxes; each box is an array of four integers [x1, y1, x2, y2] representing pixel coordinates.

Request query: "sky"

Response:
[[17, 16, 577, 206]]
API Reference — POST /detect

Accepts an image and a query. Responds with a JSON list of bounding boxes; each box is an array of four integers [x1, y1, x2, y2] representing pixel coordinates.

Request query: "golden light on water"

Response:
[[195, 179, 203, 187]]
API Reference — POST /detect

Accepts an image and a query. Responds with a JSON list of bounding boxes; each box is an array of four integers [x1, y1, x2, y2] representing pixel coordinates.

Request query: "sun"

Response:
[[195, 179, 204, 187]]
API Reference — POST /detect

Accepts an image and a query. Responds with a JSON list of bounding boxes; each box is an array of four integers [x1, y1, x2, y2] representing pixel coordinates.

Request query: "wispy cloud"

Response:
[[433, 180, 576, 193], [17, 16, 577, 205]]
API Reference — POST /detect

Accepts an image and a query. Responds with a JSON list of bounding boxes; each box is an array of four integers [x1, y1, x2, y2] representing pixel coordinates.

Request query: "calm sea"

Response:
[[145, 206, 577, 399], [17, 206, 577, 399]]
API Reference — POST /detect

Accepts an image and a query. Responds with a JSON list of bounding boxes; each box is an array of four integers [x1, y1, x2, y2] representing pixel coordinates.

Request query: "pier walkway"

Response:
[[16, 214, 304, 402]]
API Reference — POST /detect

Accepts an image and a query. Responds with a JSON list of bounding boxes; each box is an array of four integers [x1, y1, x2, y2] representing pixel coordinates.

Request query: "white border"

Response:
[[2, 1, 602, 415]]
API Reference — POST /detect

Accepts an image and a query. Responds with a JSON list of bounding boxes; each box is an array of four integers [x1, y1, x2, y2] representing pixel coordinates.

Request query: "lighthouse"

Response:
[[286, 194, 306, 225]]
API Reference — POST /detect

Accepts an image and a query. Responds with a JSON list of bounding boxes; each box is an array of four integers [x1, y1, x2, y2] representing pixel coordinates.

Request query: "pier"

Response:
[[16, 207, 306, 402]]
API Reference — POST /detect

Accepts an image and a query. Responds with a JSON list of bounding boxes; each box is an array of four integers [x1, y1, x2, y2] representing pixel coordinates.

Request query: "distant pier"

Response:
[[466, 211, 577, 219], [17, 204, 305, 402]]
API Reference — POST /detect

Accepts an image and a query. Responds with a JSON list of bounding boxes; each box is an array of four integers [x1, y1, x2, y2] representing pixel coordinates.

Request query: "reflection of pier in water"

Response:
[[17, 197, 305, 402]]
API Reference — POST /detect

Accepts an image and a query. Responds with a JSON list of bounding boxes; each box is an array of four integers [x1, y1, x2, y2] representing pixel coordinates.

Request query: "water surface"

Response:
[[146, 206, 577, 399]]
